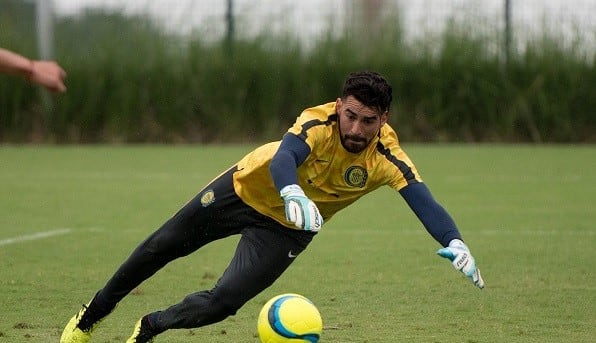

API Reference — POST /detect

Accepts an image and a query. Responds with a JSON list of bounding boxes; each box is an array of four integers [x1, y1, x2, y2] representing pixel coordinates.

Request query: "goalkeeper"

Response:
[[61, 71, 484, 343]]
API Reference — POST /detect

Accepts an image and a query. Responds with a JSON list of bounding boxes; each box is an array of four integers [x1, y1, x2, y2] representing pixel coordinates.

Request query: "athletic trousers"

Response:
[[94, 166, 316, 331]]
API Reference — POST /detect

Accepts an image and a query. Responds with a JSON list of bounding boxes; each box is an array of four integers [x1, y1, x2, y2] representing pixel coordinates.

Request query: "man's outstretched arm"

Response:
[[270, 133, 323, 232], [399, 183, 485, 289]]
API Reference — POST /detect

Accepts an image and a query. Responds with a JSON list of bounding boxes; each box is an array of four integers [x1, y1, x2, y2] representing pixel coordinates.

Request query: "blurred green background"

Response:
[[1, 0, 595, 143]]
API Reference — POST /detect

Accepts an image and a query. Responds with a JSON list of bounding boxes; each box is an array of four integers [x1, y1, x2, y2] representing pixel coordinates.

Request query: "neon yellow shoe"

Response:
[[60, 304, 100, 343], [126, 317, 155, 343]]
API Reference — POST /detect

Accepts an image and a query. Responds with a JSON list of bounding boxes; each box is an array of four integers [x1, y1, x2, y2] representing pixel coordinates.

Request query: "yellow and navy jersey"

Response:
[[233, 102, 422, 229]]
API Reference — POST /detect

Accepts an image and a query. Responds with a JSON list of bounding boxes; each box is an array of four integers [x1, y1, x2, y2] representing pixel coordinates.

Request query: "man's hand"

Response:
[[280, 184, 323, 232], [437, 239, 485, 289], [29, 60, 67, 93]]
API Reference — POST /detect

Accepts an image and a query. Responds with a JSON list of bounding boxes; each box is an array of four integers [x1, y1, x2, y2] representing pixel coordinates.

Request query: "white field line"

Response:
[[0, 228, 72, 246]]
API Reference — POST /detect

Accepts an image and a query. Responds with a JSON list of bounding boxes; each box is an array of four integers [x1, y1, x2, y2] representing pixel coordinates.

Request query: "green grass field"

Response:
[[1, 144, 594, 342]]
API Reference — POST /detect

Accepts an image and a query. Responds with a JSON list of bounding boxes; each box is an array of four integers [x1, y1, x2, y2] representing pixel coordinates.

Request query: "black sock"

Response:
[[77, 291, 117, 331], [146, 312, 166, 336]]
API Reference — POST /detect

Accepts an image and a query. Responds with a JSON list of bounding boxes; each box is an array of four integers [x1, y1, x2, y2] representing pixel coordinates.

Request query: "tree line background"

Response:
[[1, 0, 594, 143]]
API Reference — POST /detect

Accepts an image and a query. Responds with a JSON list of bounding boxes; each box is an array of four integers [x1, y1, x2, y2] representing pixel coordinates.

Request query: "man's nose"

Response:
[[350, 122, 363, 135]]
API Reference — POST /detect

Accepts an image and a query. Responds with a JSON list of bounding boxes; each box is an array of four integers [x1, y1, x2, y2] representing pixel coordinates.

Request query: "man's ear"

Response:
[[380, 111, 389, 126], [335, 98, 342, 112]]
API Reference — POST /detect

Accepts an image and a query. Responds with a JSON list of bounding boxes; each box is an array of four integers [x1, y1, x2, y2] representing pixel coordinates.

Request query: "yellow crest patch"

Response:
[[344, 166, 368, 188], [200, 190, 215, 207]]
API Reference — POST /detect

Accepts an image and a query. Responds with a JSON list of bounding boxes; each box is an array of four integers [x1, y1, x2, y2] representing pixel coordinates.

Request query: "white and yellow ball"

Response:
[[257, 293, 323, 343]]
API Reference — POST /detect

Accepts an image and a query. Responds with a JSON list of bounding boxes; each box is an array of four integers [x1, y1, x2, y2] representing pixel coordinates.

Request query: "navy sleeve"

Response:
[[269, 133, 311, 192], [398, 182, 462, 247]]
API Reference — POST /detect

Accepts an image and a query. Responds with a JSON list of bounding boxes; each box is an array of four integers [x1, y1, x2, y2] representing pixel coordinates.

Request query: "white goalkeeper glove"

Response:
[[280, 184, 323, 232], [437, 239, 485, 289]]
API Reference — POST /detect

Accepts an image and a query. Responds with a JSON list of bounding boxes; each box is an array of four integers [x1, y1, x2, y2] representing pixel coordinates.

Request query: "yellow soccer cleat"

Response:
[[60, 304, 100, 343], [126, 317, 155, 343]]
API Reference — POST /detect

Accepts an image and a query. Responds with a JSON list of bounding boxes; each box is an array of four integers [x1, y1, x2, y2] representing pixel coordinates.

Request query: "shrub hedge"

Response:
[[1, 8, 594, 143]]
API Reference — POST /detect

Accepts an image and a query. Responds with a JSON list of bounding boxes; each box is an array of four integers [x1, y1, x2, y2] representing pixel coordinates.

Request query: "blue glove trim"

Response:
[[436, 248, 456, 261]]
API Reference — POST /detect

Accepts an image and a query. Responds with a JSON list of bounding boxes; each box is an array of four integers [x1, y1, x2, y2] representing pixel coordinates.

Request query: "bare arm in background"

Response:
[[0, 48, 66, 93]]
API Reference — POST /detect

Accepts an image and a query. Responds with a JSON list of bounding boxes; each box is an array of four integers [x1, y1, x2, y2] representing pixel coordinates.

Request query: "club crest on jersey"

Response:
[[200, 189, 215, 207], [344, 166, 368, 188]]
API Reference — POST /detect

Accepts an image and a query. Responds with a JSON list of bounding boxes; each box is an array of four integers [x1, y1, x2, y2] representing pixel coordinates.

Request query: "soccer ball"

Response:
[[257, 293, 323, 343]]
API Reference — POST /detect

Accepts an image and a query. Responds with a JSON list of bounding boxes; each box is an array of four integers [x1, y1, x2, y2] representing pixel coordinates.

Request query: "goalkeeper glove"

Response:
[[437, 239, 485, 289], [280, 184, 323, 232]]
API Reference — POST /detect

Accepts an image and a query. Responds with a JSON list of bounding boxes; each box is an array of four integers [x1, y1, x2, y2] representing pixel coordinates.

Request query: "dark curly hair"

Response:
[[341, 71, 393, 113]]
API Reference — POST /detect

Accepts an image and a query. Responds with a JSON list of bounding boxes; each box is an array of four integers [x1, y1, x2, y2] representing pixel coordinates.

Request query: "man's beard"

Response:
[[341, 134, 369, 153]]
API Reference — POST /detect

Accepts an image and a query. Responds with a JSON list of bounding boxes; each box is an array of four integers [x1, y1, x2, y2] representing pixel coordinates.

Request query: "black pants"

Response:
[[96, 166, 316, 331]]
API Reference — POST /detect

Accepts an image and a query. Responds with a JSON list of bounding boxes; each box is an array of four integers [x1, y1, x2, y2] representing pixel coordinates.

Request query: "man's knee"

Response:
[[184, 289, 242, 327]]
